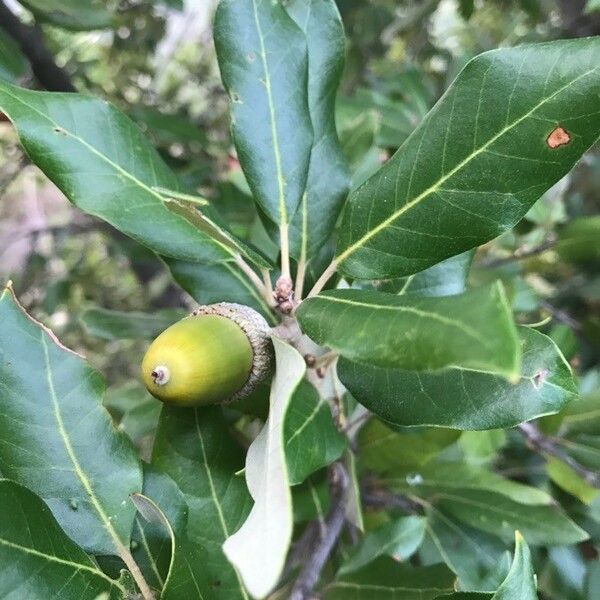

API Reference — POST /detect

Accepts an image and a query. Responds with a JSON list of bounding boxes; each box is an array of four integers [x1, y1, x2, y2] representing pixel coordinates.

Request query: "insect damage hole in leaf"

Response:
[[532, 368, 549, 390], [547, 126, 571, 148]]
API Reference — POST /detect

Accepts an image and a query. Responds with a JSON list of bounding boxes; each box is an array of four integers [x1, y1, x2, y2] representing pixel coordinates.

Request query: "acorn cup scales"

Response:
[[141, 303, 273, 407]]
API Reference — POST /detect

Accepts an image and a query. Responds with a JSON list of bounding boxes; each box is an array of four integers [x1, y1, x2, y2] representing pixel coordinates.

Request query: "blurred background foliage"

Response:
[[0, 1, 599, 596]]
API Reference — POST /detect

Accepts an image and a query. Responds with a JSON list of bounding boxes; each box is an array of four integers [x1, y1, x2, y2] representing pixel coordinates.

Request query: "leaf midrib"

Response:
[[0, 534, 125, 592], [41, 334, 128, 555], [251, 0, 288, 226], [336, 66, 598, 265]]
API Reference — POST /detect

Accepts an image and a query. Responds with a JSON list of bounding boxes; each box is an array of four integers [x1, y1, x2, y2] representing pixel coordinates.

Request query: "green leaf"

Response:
[[0, 284, 142, 555], [339, 516, 427, 574], [152, 406, 252, 600], [492, 532, 537, 600], [557, 216, 600, 263], [130, 487, 212, 600], [335, 39, 600, 279], [437, 489, 589, 546], [0, 29, 27, 83], [161, 197, 273, 268], [385, 462, 553, 505], [214, 0, 313, 229], [298, 283, 520, 378], [339, 327, 576, 430], [223, 337, 306, 599], [285, 379, 346, 486], [284, 0, 350, 261], [546, 456, 600, 505], [359, 420, 460, 472], [0, 81, 237, 264], [132, 465, 188, 592], [20, 0, 113, 30], [585, 0, 600, 13], [377, 251, 474, 297], [325, 558, 456, 599], [0, 479, 125, 599], [165, 258, 278, 325], [458, 0, 475, 19], [81, 307, 185, 340], [426, 506, 507, 591]]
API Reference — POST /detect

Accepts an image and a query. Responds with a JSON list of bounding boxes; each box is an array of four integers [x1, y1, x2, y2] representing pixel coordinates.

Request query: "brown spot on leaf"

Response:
[[532, 369, 549, 390], [546, 126, 570, 149]]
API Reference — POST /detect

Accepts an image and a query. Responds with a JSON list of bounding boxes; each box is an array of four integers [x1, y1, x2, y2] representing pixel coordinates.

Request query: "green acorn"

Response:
[[141, 303, 273, 407]]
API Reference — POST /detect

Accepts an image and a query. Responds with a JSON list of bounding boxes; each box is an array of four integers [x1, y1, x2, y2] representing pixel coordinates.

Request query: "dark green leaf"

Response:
[[0, 480, 124, 599], [224, 337, 306, 599], [20, 0, 113, 30], [339, 516, 427, 574], [214, 0, 313, 229], [298, 283, 519, 378], [437, 489, 589, 546], [165, 258, 278, 325], [0, 81, 236, 263], [152, 406, 252, 599], [325, 558, 456, 599], [339, 327, 576, 430], [0, 284, 142, 555], [284, 0, 350, 261], [335, 39, 600, 279], [377, 251, 474, 297], [81, 307, 184, 340], [285, 379, 346, 485], [458, 0, 475, 19]]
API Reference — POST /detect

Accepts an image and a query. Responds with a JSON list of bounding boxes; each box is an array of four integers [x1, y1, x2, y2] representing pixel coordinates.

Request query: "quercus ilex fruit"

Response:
[[141, 302, 273, 406]]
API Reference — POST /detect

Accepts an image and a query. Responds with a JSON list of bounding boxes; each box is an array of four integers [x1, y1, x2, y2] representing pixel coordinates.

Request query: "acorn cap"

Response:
[[141, 303, 273, 407]]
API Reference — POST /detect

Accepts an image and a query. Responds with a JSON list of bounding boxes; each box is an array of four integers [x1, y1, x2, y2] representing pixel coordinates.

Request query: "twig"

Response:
[[307, 260, 337, 298], [295, 251, 307, 301], [0, 1, 75, 92], [115, 540, 155, 600], [235, 254, 275, 307], [480, 236, 557, 268], [539, 300, 582, 331], [518, 422, 600, 488], [289, 462, 349, 600], [361, 490, 423, 514]]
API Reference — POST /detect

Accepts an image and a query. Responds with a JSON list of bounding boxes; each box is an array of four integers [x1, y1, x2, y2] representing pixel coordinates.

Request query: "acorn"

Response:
[[141, 303, 273, 407]]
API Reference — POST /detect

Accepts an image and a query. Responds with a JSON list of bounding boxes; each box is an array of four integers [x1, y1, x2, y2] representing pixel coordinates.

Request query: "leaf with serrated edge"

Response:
[[284, 0, 350, 261], [0, 284, 142, 555], [153, 406, 252, 600], [0, 479, 124, 599], [339, 327, 576, 430], [223, 337, 306, 599], [0, 81, 235, 264], [336, 39, 600, 279], [214, 0, 313, 229], [298, 282, 519, 378]]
